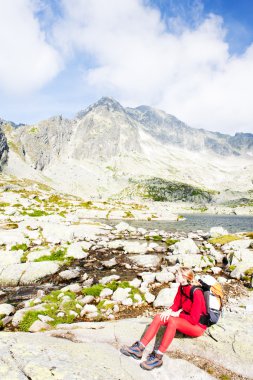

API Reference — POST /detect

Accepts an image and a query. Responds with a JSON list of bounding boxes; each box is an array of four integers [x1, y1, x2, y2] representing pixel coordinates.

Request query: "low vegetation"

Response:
[[209, 235, 242, 245]]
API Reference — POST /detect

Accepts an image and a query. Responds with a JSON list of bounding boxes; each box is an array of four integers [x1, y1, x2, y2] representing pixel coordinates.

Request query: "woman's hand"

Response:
[[170, 308, 182, 317], [160, 309, 172, 322]]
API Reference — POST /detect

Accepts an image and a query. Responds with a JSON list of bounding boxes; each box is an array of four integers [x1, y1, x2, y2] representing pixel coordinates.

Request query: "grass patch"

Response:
[[245, 267, 253, 276], [209, 235, 242, 245], [19, 310, 48, 332], [165, 238, 178, 246], [244, 232, 253, 239], [82, 281, 145, 302], [11, 243, 28, 251], [80, 201, 93, 208], [34, 248, 72, 263], [152, 235, 162, 241], [123, 211, 134, 218], [0, 202, 10, 207], [19, 289, 83, 331], [82, 284, 105, 297], [22, 209, 49, 217]]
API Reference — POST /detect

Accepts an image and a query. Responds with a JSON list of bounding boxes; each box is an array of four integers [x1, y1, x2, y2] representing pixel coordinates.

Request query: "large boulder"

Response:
[[0, 262, 60, 286], [0, 230, 27, 247], [128, 255, 161, 269], [0, 250, 23, 265], [171, 239, 199, 255], [66, 242, 91, 259], [115, 222, 136, 233], [165, 253, 211, 268], [123, 241, 148, 254], [209, 227, 228, 238], [153, 287, 179, 308], [0, 304, 15, 316]]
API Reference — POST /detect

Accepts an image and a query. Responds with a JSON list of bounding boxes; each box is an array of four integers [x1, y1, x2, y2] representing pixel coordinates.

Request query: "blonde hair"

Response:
[[180, 267, 196, 284]]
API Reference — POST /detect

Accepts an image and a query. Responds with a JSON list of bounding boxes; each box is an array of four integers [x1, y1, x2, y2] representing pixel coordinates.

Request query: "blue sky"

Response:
[[0, 0, 253, 134]]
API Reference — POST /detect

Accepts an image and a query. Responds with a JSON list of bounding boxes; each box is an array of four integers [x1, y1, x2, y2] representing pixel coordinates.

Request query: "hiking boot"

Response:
[[140, 351, 163, 370], [120, 341, 145, 360]]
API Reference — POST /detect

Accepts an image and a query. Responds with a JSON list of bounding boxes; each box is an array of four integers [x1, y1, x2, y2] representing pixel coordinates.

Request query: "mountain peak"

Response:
[[76, 97, 124, 119]]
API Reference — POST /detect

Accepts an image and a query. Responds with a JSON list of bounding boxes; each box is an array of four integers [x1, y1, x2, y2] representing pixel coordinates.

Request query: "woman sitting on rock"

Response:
[[120, 266, 207, 371]]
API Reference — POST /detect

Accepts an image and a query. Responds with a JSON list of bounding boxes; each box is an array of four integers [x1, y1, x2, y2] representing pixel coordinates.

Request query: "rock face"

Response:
[[0, 124, 8, 170], [2, 96, 253, 200], [0, 331, 215, 380], [16, 116, 72, 170], [127, 105, 253, 156]]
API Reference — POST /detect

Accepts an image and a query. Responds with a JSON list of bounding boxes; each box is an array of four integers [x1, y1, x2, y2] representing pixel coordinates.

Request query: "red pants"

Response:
[[140, 314, 205, 353]]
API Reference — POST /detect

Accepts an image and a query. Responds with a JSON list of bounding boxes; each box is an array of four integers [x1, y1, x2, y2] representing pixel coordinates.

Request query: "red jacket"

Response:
[[170, 284, 207, 329]]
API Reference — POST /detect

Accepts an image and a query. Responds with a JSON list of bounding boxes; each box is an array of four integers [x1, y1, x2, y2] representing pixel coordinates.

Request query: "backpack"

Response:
[[182, 275, 224, 327]]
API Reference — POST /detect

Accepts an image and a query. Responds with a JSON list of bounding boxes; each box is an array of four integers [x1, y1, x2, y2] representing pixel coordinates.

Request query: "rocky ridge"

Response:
[[0, 97, 253, 204]]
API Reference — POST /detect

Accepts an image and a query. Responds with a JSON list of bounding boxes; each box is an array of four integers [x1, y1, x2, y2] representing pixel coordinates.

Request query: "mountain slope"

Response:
[[1, 97, 253, 202]]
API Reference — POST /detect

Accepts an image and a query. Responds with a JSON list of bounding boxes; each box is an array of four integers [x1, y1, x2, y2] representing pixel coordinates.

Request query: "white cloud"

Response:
[[52, 0, 253, 134], [0, 0, 61, 95], [0, 0, 252, 134]]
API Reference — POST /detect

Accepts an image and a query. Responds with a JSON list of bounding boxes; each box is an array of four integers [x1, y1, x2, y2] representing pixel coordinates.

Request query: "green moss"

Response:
[[165, 238, 178, 246], [82, 284, 105, 297], [209, 235, 242, 245], [29, 127, 38, 134], [19, 310, 47, 332], [11, 243, 28, 251], [97, 300, 114, 311], [80, 201, 93, 208], [2, 223, 18, 229], [61, 300, 81, 314], [0, 202, 10, 207], [22, 209, 49, 217], [229, 265, 236, 271], [245, 267, 253, 276], [152, 235, 162, 241], [34, 248, 68, 262], [123, 211, 134, 218], [219, 375, 231, 380]]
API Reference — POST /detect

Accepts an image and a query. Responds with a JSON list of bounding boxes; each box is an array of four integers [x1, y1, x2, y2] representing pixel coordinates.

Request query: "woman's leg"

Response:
[[140, 314, 166, 346], [158, 316, 205, 353]]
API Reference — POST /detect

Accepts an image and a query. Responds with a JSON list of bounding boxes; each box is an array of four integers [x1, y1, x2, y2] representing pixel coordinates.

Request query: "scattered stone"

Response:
[[156, 272, 175, 283], [61, 284, 82, 293], [144, 292, 155, 303], [99, 275, 120, 285], [29, 320, 51, 332], [38, 315, 54, 323], [0, 304, 15, 316], [100, 288, 114, 298], [101, 258, 117, 268], [112, 288, 131, 303], [171, 238, 200, 255], [209, 227, 228, 238], [59, 269, 80, 280]]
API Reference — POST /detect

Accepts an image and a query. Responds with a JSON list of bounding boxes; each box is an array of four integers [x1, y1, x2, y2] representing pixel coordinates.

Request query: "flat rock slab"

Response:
[[0, 262, 60, 286], [0, 332, 214, 380], [45, 293, 253, 379]]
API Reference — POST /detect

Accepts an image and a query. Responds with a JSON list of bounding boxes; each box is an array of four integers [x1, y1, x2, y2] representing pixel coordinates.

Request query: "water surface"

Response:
[[102, 214, 253, 233]]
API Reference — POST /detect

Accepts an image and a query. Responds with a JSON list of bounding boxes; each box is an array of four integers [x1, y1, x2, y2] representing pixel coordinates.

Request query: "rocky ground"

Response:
[[0, 174, 253, 379]]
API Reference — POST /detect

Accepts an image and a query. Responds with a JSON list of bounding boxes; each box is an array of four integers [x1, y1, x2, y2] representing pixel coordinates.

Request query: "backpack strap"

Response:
[[180, 285, 202, 301]]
